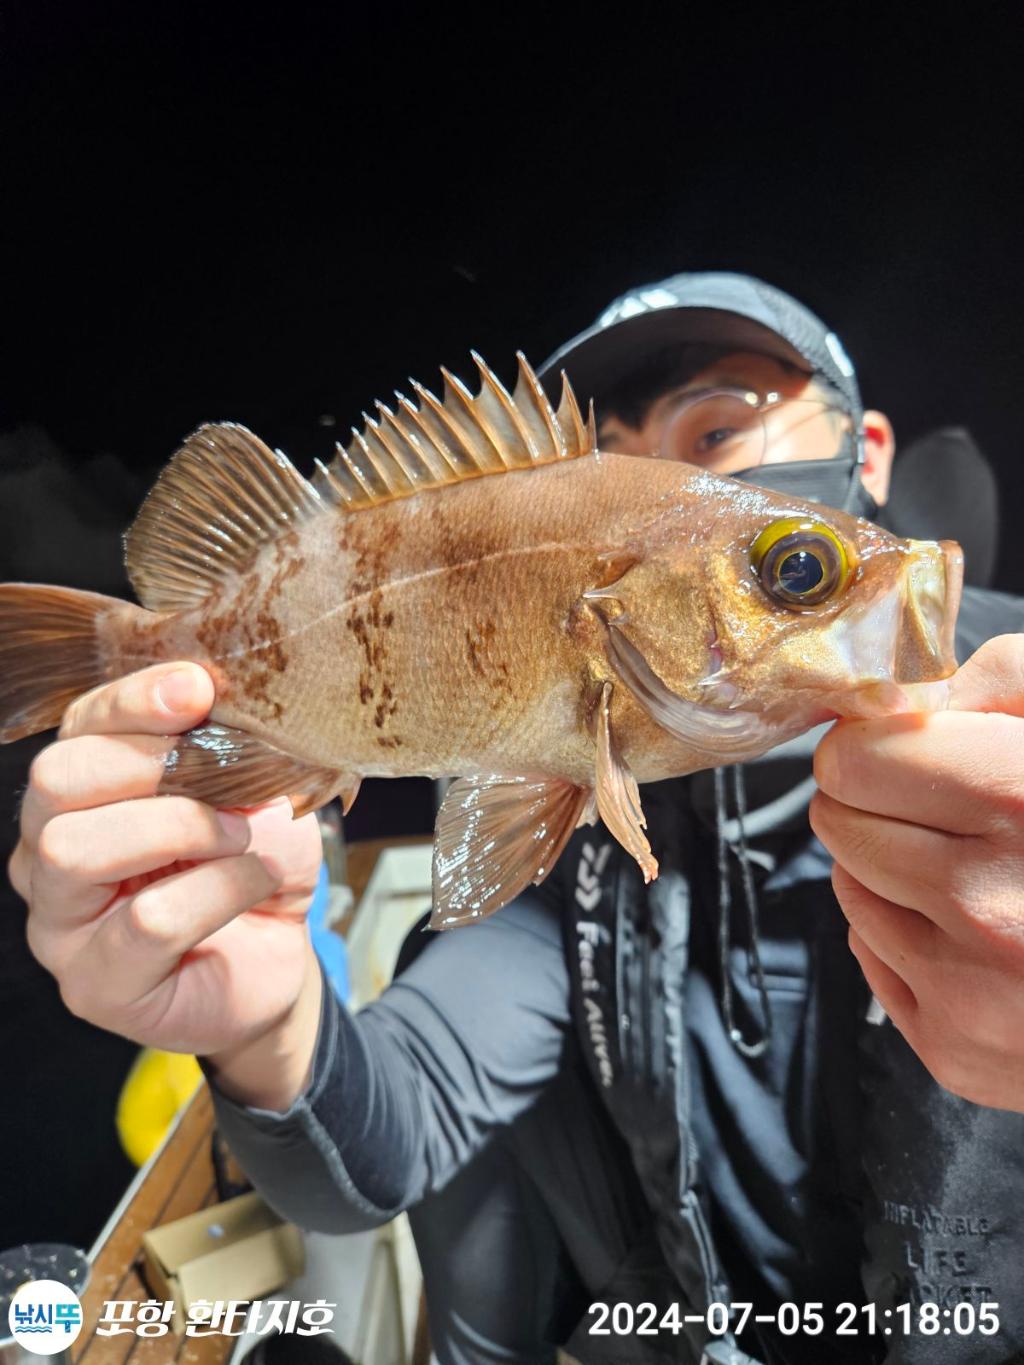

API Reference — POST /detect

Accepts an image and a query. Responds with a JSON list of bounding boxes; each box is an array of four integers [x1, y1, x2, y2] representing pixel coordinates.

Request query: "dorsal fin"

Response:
[[313, 353, 597, 510], [125, 423, 323, 612], [124, 357, 595, 613]]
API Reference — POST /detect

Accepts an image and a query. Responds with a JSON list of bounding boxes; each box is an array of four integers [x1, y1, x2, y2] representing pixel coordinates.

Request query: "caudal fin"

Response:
[[0, 584, 119, 741]]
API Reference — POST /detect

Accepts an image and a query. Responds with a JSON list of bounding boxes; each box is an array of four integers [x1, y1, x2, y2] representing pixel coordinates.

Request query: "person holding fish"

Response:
[[5, 273, 1024, 1363]]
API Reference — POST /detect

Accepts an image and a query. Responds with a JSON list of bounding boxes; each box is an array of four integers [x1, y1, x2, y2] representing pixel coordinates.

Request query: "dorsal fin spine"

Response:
[[396, 393, 461, 480], [313, 457, 343, 507], [471, 351, 537, 465], [313, 457, 342, 506], [557, 374, 586, 455], [459, 363, 512, 468], [317, 355, 595, 516], [346, 430, 383, 499], [359, 414, 406, 494], [409, 380, 480, 477], [586, 400, 598, 450], [514, 352, 561, 454], [441, 368, 505, 471], [374, 402, 432, 485]]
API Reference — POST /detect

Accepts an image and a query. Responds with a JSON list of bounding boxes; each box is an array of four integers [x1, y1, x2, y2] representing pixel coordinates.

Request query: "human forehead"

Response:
[[666, 350, 817, 403]]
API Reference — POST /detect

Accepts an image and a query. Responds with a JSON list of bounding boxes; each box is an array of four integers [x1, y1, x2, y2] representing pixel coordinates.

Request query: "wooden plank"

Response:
[[74, 1088, 215, 1365], [120, 1183, 221, 1365], [154, 1157, 216, 1230], [75, 837, 427, 1365]]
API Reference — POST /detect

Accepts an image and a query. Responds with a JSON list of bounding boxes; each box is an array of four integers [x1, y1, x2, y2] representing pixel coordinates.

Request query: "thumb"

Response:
[[907, 634, 1024, 718], [946, 634, 1024, 715]]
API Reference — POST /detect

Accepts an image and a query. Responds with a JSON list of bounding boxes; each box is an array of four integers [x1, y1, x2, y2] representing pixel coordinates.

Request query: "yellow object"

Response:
[[116, 1048, 203, 1166]]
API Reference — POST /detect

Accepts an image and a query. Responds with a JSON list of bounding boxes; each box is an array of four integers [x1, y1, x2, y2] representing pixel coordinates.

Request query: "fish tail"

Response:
[[0, 584, 124, 741]]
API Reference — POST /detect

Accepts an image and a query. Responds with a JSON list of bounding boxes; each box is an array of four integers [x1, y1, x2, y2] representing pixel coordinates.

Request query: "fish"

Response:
[[0, 354, 963, 929]]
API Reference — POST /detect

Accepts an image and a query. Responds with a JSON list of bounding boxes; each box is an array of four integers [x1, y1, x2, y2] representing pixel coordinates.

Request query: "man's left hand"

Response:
[[810, 634, 1024, 1111]]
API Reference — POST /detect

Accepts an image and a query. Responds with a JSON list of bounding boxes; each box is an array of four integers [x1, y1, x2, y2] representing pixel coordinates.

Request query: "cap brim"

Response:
[[538, 307, 811, 406]]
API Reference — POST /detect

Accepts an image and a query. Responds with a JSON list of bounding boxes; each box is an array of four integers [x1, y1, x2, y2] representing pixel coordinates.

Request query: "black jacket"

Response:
[[208, 584, 1024, 1365], [556, 583, 1024, 1363]]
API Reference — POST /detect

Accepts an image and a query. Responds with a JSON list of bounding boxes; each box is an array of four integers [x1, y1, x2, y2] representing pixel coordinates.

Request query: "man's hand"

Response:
[[810, 634, 1024, 1112], [8, 663, 325, 1111]]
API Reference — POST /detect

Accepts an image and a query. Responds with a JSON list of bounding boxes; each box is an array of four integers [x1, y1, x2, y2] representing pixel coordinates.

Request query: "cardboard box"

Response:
[[346, 843, 433, 1009], [141, 1191, 305, 1332]]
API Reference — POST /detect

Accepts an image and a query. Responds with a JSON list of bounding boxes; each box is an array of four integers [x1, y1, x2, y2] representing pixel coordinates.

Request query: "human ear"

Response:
[[860, 409, 895, 506]]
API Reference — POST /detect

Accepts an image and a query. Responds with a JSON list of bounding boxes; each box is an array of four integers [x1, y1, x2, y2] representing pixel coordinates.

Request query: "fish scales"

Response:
[[0, 354, 964, 928], [109, 457, 692, 782]]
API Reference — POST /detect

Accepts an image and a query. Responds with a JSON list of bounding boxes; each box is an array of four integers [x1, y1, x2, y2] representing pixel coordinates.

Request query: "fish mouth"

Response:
[[829, 538, 963, 717], [895, 539, 963, 683]]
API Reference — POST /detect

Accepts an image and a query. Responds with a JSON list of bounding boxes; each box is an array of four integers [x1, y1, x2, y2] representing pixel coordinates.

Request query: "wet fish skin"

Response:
[[91, 455, 957, 784], [0, 355, 963, 928]]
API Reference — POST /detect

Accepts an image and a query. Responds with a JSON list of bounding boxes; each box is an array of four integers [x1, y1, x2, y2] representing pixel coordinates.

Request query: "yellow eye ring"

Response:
[[750, 517, 853, 609]]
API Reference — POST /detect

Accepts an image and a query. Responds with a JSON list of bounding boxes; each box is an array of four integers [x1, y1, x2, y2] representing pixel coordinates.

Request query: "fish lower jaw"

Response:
[[831, 682, 907, 719], [830, 676, 955, 721]]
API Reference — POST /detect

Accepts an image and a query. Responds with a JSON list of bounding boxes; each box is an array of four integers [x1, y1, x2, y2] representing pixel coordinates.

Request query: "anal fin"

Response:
[[595, 682, 658, 883], [159, 722, 360, 819], [431, 774, 589, 930], [290, 772, 362, 819]]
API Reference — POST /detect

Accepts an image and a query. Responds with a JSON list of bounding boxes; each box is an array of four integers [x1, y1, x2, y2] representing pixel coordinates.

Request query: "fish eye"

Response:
[[750, 517, 852, 609]]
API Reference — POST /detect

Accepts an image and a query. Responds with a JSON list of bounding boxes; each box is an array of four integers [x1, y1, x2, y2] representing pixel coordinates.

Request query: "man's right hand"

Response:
[[8, 662, 325, 1111]]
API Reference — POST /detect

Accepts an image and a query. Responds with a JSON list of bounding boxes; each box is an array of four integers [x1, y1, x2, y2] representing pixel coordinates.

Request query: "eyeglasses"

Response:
[[655, 386, 853, 472]]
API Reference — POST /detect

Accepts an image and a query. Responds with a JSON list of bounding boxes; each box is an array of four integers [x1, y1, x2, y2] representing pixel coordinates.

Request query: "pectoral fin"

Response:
[[594, 682, 659, 884], [160, 723, 360, 818], [431, 774, 589, 929]]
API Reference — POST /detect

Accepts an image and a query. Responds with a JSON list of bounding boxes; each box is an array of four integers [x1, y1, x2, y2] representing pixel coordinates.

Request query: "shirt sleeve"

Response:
[[203, 883, 571, 1234]]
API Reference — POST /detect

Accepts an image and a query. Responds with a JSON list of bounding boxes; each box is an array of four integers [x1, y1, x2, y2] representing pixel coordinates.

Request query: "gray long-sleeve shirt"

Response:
[[206, 886, 571, 1234]]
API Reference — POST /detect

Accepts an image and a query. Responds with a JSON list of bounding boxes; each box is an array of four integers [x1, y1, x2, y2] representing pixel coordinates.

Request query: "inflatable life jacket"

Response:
[[560, 567, 1024, 1364]]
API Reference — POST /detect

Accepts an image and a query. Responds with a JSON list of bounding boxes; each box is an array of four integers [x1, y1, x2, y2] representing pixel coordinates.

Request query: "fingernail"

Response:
[[157, 668, 198, 714], [217, 811, 250, 845]]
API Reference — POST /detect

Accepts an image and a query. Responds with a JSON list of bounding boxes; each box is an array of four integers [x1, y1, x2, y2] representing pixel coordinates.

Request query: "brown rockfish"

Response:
[[0, 356, 962, 928]]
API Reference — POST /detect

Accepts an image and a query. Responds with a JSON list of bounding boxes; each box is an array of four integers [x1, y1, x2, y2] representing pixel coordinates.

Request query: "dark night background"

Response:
[[0, 1, 1021, 1248]]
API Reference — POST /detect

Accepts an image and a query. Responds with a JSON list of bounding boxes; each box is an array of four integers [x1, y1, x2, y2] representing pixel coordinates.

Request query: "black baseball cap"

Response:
[[538, 271, 863, 429]]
